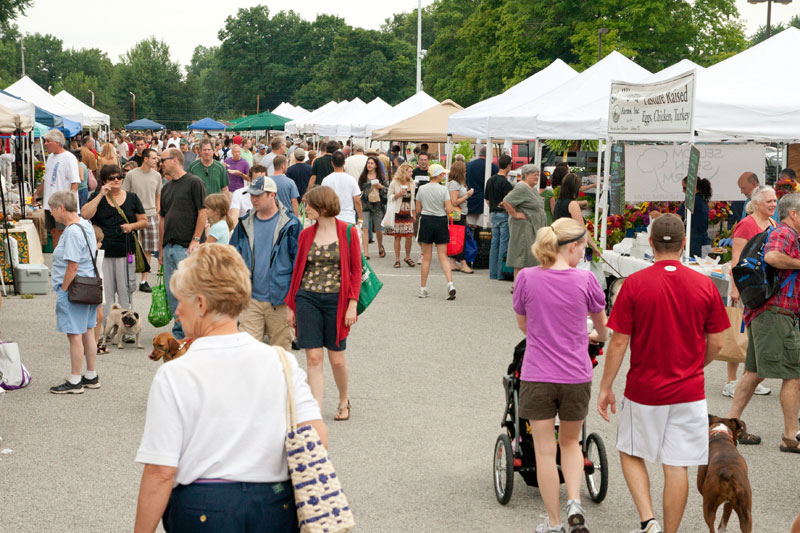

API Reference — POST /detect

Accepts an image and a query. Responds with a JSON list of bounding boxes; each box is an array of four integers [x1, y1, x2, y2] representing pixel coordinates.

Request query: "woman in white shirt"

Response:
[[134, 244, 326, 533]]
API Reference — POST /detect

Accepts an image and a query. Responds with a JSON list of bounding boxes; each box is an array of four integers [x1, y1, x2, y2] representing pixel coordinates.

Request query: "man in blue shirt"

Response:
[[465, 145, 499, 226], [270, 155, 300, 216], [230, 176, 300, 350]]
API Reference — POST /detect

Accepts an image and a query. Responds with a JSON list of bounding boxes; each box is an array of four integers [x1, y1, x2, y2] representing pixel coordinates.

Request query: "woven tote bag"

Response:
[[275, 346, 355, 533]]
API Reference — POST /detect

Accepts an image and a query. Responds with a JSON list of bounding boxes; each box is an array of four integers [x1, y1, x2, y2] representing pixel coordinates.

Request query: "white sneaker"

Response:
[[417, 287, 429, 298], [630, 520, 662, 533], [535, 519, 565, 533], [446, 282, 456, 300], [566, 500, 588, 532], [754, 383, 771, 395], [722, 381, 736, 398]]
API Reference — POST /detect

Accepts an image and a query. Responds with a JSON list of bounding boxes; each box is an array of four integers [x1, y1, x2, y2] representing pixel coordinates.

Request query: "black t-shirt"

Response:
[[89, 191, 145, 257], [311, 154, 334, 182], [412, 167, 430, 192], [160, 173, 207, 248], [129, 154, 144, 168], [286, 163, 312, 197], [485, 173, 514, 212]]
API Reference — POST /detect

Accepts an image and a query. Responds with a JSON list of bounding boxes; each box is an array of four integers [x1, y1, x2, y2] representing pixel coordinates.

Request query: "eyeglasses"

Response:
[[161, 157, 175, 163]]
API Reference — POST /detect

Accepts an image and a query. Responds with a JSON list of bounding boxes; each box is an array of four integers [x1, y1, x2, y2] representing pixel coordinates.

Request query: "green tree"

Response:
[[0, 0, 28, 25], [21, 33, 64, 89], [750, 14, 800, 45], [185, 45, 225, 118], [381, 5, 436, 49]]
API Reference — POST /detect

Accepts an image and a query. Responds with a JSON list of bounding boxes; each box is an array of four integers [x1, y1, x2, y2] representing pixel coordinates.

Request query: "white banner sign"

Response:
[[624, 143, 765, 202], [609, 71, 695, 140]]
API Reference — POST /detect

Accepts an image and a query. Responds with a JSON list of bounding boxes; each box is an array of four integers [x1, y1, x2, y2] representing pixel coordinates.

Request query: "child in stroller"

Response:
[[493, 339, 609, 514]]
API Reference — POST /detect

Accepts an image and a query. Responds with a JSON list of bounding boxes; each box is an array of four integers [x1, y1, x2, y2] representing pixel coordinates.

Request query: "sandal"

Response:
[[394, 261, 401, 268], [96, 342, 109, 355], [404, 258, 416, 267], [379, 244, 386, 258], [365, 255, 370, 260], [738, 430, 761, 445], [780, 436, 800, 453], [334, 400, 351, 421]]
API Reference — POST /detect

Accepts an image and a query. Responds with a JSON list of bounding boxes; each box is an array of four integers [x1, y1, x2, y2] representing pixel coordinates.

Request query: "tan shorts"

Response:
[[518, 381, 592, 421], [238, 300, 293, 350]]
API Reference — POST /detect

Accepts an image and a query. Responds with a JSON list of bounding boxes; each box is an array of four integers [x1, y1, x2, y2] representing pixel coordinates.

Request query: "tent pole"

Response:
[[593, 139, 603, 242], [16, 130, 25, 220], [2, 132, 17, 294], [534, 139, 542, 170], [446, 135, 453, 171], [482, 139, 491, 228], [600, 140, 611, 249]]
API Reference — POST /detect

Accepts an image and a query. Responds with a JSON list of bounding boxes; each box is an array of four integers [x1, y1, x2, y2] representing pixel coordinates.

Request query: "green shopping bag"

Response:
[[347, 224, 383, 314], [148, 266, 172, 328]]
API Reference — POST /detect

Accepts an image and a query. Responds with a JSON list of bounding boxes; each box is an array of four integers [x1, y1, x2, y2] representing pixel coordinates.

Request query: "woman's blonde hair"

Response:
[[169, 243, 251, 318], [100, 143, 116, 161], [532, 217, 587, 269], [748, 185, 775, 215], [392, 162, 412, 184], [449, 161, 466, 185], [204, 193, 233, 230]]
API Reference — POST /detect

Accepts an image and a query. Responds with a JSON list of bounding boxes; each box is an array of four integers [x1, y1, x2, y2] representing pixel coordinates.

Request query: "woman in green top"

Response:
[[540, 171, 554, 226], [502, 165, 547, 290]]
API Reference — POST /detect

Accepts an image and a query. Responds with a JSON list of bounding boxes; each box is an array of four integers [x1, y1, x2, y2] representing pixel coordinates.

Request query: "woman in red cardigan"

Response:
[[286, 186, 362, 421]]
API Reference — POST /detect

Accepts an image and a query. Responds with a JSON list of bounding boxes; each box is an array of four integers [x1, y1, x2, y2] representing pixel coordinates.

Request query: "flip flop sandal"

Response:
[[780, 436, 800, 453], [379, 245, 386, 258], [394, 261, 401, 268], [334, 400, 351, 421], [365, 255, 370, 260], [404, 258, 416, 267]]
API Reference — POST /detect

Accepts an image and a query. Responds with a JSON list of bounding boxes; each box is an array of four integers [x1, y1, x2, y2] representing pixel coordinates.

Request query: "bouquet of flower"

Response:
[[33, 160, 45, 184], [775, 177, 798, 199], [708, 202, 732, 224]]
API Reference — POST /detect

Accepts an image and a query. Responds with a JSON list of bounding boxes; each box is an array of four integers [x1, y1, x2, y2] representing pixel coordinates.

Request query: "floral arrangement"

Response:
[[33, 160, 45, 184], [708, 202, 732, 224], [775, 177, 799, 199]]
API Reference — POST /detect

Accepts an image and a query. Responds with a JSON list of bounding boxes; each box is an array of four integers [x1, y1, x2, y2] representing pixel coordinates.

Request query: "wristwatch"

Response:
[[192, 237, 200, 242]]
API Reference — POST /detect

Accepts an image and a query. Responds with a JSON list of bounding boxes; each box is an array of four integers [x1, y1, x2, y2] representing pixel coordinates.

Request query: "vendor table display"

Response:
[[0, 227, 30, 283]]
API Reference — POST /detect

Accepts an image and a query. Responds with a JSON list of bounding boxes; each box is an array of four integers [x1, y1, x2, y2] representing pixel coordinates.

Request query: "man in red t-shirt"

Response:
[[598, 214, 728, 533], [728, 192, 800, 451]]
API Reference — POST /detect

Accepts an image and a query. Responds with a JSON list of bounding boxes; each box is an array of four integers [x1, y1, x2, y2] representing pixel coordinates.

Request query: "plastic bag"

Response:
[[148, 266, 172, 328]]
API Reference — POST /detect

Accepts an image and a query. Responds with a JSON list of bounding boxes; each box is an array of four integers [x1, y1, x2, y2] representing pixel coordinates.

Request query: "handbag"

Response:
[[715, 306, 747, 364], [0, 341, 31, 390], [464, 225, 477, 263], [447, 218, 466, 256], [87, 169, 97, 191], [148, 266, 172, 328], [67, 224, 104, 305], [108, 195, 150, 274], [274, 345, 355, 533], [346, 224, 382, 314], [381, 193, 396, 230]]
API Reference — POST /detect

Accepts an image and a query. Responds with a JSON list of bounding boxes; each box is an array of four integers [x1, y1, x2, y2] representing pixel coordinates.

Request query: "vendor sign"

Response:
[[608, 71, 695, 139]]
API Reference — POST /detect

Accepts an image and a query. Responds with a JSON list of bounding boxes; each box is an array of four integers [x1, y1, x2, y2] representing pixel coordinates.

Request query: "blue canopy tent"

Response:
[[187, 117, 226, 130], [126, 118, 166, 130], [0, 89, 81, 137]]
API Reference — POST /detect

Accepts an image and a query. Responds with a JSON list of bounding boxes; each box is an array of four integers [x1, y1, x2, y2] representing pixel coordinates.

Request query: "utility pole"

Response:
[[748, 0, 793, 39], [20, 37, 25, 77], [256, 95, 260, 114], [598, 28, 609, 62], [129, 91, 136, 120], [416, 0, 422, 93]]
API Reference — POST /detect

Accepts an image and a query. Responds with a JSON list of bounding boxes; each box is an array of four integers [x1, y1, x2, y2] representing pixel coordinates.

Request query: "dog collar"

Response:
[[710, 423, 732, 438]]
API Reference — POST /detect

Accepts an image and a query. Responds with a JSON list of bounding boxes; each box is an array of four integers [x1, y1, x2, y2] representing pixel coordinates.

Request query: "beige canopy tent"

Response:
[[371, 99, 463, 142]]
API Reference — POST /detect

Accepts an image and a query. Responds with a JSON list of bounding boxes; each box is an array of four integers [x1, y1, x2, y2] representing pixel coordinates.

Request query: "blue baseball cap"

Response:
[[247, 176, 278, 195]]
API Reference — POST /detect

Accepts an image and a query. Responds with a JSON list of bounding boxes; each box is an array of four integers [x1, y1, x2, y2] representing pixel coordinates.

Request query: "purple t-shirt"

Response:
[[512, 266, 606, 384], [224, 157, 250, 193]]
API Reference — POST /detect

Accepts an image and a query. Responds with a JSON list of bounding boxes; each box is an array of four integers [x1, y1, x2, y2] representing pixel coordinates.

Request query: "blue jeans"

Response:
[[163, 481, 297, 533], [489, 212, 510, 279], [163, 243, 188, 339]]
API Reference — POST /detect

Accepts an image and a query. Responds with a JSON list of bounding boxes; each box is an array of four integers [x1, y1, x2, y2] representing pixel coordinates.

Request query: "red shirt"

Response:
[[744, 223, 800, 324], [608, 260, 729, 406], [285, 219, 361, 343], [732, 215, 772, 242]]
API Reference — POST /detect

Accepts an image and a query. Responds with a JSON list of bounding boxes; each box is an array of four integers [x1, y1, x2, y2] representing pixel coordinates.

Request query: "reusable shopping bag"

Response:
[[347, 224, 383, 314], [447, 218, 465, 256], [464, 226, 477, 263], [0, 341, 31, 390], [148, 266, 172, 328], [715, 306, 747, 364]]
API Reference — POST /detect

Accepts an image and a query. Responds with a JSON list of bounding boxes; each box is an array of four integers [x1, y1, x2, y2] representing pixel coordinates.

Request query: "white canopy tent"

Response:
[[489, 52, 652, 140], [365, 91, 438, 138], [447, 59, 578, 139], [315, 98, 367, 137], [534, 59, 702, 140], [6, 76, 91, 127], [343, 97, 392, 138], [285, 101, 338, 135], [273, 102, 309, 121], [54, 90, 110, 126], [695, 27, 800, 142]]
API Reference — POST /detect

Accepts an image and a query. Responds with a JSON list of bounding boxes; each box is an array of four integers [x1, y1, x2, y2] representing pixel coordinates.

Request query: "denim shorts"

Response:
[[55, 287, 98, 334], [295, 289, 346, 351], [163, 481, 297, 533]]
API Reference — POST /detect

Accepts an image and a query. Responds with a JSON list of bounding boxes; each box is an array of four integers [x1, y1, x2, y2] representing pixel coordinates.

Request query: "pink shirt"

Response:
[[513, 266, 606, 384]]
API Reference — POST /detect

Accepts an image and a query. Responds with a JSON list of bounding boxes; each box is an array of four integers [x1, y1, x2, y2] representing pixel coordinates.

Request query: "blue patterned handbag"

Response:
[[275, 346, 355, 532]]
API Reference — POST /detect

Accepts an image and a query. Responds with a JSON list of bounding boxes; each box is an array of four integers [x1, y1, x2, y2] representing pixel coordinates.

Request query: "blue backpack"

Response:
[[732, 226, 798, 309]]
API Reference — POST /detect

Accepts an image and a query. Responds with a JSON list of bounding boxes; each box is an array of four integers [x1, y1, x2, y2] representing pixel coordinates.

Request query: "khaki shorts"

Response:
[[518, 380, 591, 421], [238, 300, 293, 350], [745, 308, 800, 379]]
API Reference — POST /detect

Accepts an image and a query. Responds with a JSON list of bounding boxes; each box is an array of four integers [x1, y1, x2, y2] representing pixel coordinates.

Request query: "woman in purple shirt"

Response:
[[512, 217, 608, 533]]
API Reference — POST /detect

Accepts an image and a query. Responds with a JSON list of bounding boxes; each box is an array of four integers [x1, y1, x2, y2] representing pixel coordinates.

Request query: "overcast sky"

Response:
[[13, 0, 800, 69]]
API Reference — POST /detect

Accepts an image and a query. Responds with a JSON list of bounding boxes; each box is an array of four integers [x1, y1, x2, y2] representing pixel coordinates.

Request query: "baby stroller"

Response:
[[493, 339, 609, 505]]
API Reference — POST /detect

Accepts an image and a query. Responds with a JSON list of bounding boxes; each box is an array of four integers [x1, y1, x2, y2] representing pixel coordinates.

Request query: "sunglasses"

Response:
[[105, 175, 123, 181]]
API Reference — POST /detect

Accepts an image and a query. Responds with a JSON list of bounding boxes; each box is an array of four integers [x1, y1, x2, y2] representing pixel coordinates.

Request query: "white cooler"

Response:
[[14, 264, 49, 294]]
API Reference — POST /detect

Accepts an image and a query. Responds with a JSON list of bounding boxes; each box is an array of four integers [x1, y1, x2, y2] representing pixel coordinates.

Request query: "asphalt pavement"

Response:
[[1, 245, 799, 532]]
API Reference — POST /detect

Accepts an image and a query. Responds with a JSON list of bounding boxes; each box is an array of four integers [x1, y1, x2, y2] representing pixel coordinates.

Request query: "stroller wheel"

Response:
[[493, 434, 514, 505], [584, 432, 609, 503]]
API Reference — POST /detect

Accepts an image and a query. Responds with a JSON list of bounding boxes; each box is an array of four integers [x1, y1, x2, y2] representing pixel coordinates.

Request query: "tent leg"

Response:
[[600, 141, 611, 249], [16, 130, 25, 220], [593, 139, 603, 242], [482, 141, 492, 228], [1, 138, 16, 295]]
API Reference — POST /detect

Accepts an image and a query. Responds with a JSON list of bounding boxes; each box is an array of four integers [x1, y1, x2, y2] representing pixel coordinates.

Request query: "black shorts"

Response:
[[417, 215, 449, 245], [44, 209, 65, 231], [295, 289, 346, 351]]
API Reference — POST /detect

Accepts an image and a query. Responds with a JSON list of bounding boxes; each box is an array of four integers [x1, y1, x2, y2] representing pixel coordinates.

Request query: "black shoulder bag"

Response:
[[67, 225, 104, 305]]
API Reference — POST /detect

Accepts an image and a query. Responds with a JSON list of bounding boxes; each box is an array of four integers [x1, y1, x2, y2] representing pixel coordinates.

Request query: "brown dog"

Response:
[[697, 415, 753, 533], [149, 333, 193, 363]]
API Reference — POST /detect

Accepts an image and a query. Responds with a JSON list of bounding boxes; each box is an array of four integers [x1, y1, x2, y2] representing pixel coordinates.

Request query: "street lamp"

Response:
[[129, 91, 136, 120], [748, 0, 793, 39], [598, 28, 610, 62], [88, 90, 94, 108]]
